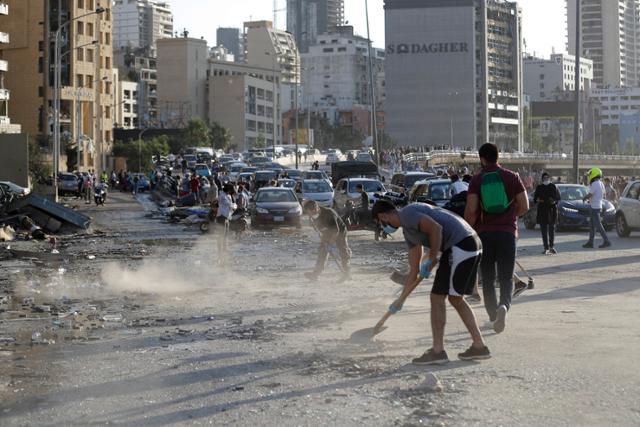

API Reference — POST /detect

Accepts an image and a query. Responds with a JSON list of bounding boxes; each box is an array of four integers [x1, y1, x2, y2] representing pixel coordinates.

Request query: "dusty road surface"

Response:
[[1, 191, 640, 426]]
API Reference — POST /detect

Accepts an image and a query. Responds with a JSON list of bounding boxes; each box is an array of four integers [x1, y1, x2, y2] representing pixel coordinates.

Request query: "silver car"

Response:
[[616, 180, 640, 237], [57, 173, 80, 196], [298, 179, 334, 208]]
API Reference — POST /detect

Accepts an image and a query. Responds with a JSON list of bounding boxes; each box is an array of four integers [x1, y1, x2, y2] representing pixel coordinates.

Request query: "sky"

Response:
[[167, 0, 566, 58]]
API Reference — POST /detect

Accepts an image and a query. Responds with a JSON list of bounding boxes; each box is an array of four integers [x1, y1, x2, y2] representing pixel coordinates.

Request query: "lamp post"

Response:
[[364, 0, 380, 165], [53, 7, 105, 202], [265, 52, 279, 159], [138, 127, 150, 173]]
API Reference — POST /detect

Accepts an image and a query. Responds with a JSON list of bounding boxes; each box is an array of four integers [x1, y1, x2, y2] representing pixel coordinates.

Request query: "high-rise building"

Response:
[[384, 0, 523, 151], [0, 1, 21, 134], [244, 20, 299, 85], [524, 53, 594, 102], [301, 26, 384, 126], [3, 0, 115, 172], [287, 0, 344, 53], [567, 0, 640, 88], [113, 0, 173, 52], [113, 48, 158, 126], [216, 27, 243, 62]]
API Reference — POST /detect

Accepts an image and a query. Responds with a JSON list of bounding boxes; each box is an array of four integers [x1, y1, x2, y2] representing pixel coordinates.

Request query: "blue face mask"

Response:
[[383, 224, 398, 234]]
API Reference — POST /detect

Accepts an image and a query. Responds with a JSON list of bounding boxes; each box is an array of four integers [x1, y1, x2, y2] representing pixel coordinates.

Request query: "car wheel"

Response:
[[616, 214, 631, 237]]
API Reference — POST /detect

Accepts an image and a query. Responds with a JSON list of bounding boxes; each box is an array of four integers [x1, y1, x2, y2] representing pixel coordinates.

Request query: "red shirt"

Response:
[[468, 163, 526, 236], [190, 177, 200, 193]]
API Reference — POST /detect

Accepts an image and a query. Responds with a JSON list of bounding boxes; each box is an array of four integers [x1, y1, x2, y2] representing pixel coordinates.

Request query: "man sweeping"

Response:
[[372, 200, 490, 365]]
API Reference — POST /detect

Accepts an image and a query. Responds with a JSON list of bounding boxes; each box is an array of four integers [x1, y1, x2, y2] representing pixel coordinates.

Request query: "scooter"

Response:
[[94, 184, 107, 206]]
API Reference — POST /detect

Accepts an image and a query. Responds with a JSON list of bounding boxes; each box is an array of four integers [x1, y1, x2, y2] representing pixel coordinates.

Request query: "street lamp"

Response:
[[447, 91, 460, 150], [53, 7, 105, 202]]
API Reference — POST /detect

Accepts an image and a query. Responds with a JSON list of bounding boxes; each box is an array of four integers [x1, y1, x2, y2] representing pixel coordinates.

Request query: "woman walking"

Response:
[[533, 172, 560, 254]]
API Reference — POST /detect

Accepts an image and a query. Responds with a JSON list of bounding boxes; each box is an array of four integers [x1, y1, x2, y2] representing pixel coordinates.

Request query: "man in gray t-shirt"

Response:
[[372, 200, 490, 365]]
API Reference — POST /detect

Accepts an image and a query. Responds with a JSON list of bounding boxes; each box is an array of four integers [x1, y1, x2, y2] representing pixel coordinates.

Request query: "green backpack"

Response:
[[480, 170, 510, 214]]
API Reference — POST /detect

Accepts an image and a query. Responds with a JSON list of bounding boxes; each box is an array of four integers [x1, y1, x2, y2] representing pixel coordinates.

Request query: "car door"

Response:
[[626, 182, 640, 227]]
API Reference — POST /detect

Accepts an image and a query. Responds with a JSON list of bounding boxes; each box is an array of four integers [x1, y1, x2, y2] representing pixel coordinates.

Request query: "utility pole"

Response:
[[295, 71, 299, 169], [573, 0, 581, 184], [364, 0, 380, 165]]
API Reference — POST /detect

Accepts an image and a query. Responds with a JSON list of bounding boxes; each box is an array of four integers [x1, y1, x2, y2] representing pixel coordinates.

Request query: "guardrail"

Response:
[[402, 150, 640, 164]]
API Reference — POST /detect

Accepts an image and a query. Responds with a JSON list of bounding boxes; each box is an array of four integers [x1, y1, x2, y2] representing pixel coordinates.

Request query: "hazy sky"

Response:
[[167, 0, 565, 57]]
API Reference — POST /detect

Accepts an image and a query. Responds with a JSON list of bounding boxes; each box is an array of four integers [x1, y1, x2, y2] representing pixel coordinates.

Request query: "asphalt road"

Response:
[[1, 190, 639, 426]]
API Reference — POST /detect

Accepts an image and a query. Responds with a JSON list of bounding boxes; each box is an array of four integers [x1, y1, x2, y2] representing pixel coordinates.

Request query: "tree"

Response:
[[254, 133, 267, 148], [183, 118, 211, 149], [28, 134, 52, 185], [210, 121, 232, 151], [112, 136, 170, 172]]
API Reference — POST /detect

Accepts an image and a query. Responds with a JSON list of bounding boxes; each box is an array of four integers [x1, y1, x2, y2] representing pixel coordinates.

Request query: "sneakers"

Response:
[[412, 348, 449, 365], [493, 305, 508, 334], [466, 293, 482, 303], [599, 241, 612, 249], [304, 272, 319, 281], [582, 242, 594, 248], [541, 249, 550, 255], [549, 247, 557, 254], [513, 280, 528, 298], [458, 345, 491, 361]]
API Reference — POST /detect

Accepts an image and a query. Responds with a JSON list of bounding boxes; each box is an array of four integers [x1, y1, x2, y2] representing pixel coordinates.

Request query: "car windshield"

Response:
[[279, 180, 296, 188], [348, 181, 384, 193], [256, 190, 296, 203], [196, 166, 208, 171], [303, 171, 326, 179], [286, 170, 302, 177], [559, 186, 588, 201], [230, 165, 246, 172], [430, 183, 452, 200], [303, 181, 332, 193], [184, 155, 196, 161], [405, 174, 434, 189], [60, 175, 76, 181], [255, 172, 277, 181]]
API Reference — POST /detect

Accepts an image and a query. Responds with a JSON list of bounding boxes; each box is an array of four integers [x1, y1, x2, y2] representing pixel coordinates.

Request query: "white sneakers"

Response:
[[493, 305, 508, 334]]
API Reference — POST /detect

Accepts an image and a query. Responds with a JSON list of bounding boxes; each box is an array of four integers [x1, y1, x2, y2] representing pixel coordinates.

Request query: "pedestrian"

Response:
[[464, 143, 529, 334], [216, 184, 237, 258], [83, 174, 92, 203], [582, 168, 612, 249], [372, 200, 490, 364], [200, 176, 210, 204], [450, 174, 469, 196], [533, 172, 561, 254], [303, 200, 351, 282], [189, 174, 201, 201], [603, 177, 618, 206], [76, 173, 84, 199], [354, 183, 370, 224], [132, 174, 139, 195]]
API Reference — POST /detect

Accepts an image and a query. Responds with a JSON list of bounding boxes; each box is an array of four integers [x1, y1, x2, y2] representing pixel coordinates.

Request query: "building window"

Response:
[[38, 86, 44, 97], [76, 74, 84, 87], [86, 75, 93, 88], [105, 106, 111, 119], [105, 81, 112, 94], [38, 41, 44, 52], [78, 0, 84, 9], [105, 33, 111, 45], [87, 22, 94, 37], [105, 57, 111, 69], [322, 48, 334, 53], [38, 57, 44, 73], [77, 21, 84, 36], [246, 120, 256, 131], [87, 49, 94, 63], [338, 47, 347, 52]]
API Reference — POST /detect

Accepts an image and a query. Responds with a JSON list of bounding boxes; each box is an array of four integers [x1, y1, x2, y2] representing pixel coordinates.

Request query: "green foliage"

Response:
[[183, 118, 211, 148], [210, 121, 232, 151], [113, 137, 170, 172], [254, 133, 267, 148], [28, 135, 52, 184]]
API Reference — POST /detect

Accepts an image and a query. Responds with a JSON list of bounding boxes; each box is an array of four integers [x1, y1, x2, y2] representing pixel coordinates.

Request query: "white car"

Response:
[[0, 181, 30, 198], [325, 152, 341, 165], [333, 177, 385, 214], [615, 180, 640, 237], [298, 179, 334, 208]]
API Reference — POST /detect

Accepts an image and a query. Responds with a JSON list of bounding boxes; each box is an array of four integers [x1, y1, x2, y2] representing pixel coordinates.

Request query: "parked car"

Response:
[[0, 181, 31, 198], [297, 179, 334, 208], [128, 173, 151, 192], [277, 178, 297, 189], [333, 177, 386, 214], [522, 184, 615, 231], [251, 187, 302, 228], [194, 163, 211, 178], [56, 174, 79, 196], [407, 179, 453, 207], [389, 172, 436, 194], [615, 180, 640, 237]]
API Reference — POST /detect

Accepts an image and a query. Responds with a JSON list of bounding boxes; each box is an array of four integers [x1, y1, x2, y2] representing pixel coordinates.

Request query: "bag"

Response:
[[443, 190, 467, 217], [480, 170, 509, 215]]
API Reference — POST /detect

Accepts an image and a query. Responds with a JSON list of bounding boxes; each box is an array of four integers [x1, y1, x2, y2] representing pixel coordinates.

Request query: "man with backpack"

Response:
[[465, 143, 529, 334]]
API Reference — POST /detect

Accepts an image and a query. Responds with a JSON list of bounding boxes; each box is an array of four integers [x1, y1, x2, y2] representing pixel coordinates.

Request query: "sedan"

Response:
[[194, 163, 211, 178], [0, 181, 31, 198], [298, 179, 334, 208], [128, 173, 151, 192], [614, 180, 640, 237], [56, 173, 79, 196], [333, 178, 386, 214], [407, 179, 453, 207], [251, 187, 302, 228], [522, 184, 615, 231]]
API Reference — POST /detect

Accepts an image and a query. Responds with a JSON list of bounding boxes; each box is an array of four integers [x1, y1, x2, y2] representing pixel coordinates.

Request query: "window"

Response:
[[105, 33, 111, 45], [105, 81, 112, 94], [38, 86, 44, 97], [105, 106, 111, 119], [76, 74, 84, 87], [338, 47, 347, 52], [322, 48, 334, 53], [38, 41, 44, 52], [38, 57, 43, 73], [77, 22, 84, 35], [87, 49, 94, 63], [77, 0, 84, 9], [246, 120, 256, 131], [105, 57, 111, 69], [87, 22, 94, 37], [87, 0, 93, 9], [86, 75, 93, 88]]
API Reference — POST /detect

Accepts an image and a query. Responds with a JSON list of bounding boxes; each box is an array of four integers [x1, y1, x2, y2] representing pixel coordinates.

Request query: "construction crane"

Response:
[[273, 0, 286, 29]]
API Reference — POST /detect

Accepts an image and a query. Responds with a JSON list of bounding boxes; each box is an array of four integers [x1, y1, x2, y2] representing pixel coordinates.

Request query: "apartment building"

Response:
[[0, 1, 21, 133], [287, 0, 344, 53], [524, 53, 593, 102], [113, 0, 173, 52], [2, 0, 114, 172]]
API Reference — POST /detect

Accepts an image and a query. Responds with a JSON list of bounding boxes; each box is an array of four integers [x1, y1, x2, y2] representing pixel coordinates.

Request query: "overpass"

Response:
[[402, 151, 640, 176]]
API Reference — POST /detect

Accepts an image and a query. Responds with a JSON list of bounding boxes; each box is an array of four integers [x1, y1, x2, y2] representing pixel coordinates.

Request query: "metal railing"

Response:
[[402, 150, 640, 164]]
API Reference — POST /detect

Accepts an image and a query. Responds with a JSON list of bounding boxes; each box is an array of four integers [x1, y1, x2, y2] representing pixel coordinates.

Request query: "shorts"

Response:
[[432, 235, 482, 296]]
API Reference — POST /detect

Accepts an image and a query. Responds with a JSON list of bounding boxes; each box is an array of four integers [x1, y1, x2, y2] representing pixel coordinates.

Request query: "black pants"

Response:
[[479, 231, 516, 321], [314, 230, 351, 275], [540, 223, 555, 249]]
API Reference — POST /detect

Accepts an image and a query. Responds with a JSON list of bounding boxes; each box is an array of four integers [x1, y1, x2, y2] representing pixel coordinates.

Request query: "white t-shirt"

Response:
[[589, 180, 605, 209], [451, 180, 469, 196]]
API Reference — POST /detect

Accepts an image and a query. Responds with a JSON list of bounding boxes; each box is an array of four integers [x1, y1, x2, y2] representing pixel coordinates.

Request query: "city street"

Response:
[[1, 190, 639, 426]]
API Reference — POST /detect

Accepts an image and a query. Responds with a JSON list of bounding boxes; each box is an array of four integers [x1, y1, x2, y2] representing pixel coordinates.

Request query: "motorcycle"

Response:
[[342, 200, 388, 241], [94, 184, 108, 206], [199, 208, 249, 235]]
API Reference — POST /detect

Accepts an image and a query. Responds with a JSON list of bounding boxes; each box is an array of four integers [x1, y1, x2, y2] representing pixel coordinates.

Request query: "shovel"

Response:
[[371, 274, 424, 337]]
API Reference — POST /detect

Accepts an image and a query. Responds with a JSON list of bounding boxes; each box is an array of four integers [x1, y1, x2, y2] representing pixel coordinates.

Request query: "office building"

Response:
[[287, 0, 344, 53], [384, 0, 523, 150], [113, 68, 139, 129], [0, 1, 20, 133], [113, 0, 173, 52], [216, 27, 243, 62], [114, 48, 157, 126], [2, 0, 114, 172], [524, 53, 593, 101], [244, 20, 300, 85], [209, 61, 282, 150], [590, 87, 640, 126], [301, 26, 384, 127], [567, 0, 640, 88], [156, 37, 208, 126]]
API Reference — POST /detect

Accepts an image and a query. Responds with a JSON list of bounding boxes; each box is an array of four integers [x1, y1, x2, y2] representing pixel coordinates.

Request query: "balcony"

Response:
[[0, 32, 9, 44], [0, 88, 9, 101], [0, 3, 8, 15], [0, 59, 7, 72]]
